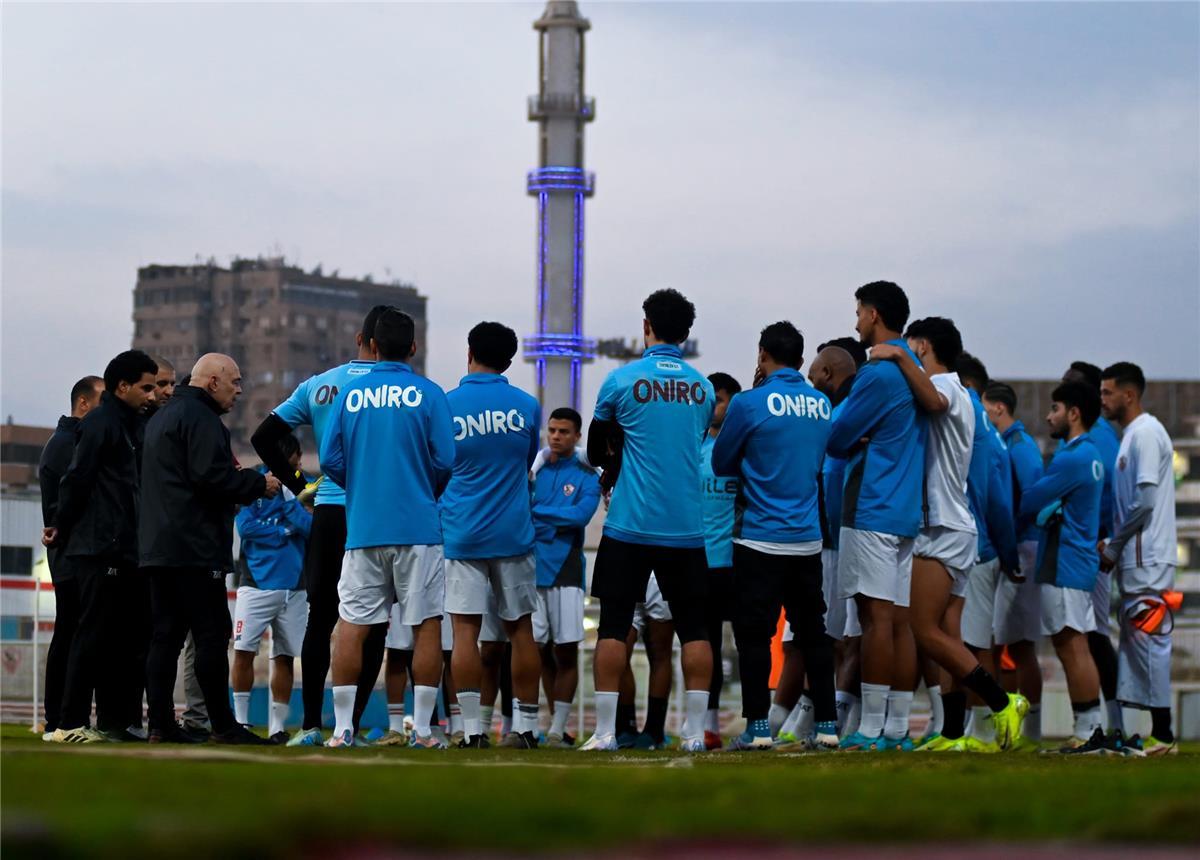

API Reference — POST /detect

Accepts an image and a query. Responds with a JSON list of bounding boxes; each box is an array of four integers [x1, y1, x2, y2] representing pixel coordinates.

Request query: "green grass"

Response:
[[3, 725, 1199, 858]]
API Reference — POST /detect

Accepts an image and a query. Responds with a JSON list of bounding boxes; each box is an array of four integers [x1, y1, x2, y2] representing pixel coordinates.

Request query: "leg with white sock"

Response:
[[410, 617, 445, 743], [268, 655, 295, 740], [853, 594, 896, 741], [231, 649, 256, 726], [329, 619, 371, 742]]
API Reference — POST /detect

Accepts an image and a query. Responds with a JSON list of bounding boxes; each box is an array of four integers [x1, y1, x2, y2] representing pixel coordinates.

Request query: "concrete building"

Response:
[[0, 422, 52, 580], [131, 257, 427, 453], [522, 1, 596, 413]]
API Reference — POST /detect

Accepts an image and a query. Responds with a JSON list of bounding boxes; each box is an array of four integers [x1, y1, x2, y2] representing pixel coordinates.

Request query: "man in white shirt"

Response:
[[1099, 362, 1178, 756]]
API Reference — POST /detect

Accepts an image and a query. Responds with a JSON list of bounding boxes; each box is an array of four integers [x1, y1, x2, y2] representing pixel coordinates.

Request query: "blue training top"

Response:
[[594, 344, 715, 548], [822, 400, 850, 550], [235, 467, 312, 590], [532, 452, 602, 587], [273, 359, 374, 507], [700, 434, 737, 569], [712, 368, 832, 544], [319, 361, 456, 549], [827, 340, 927, 538], [1003, 420, 1045, 544], [1018, 432, 1104, 591], [441, 373, 541, 560]]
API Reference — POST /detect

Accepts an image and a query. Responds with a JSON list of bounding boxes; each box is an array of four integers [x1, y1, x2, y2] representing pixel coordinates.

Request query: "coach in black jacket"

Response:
[[141, 353, 280, 745], [45, 353, 159, 743], [37, 375, 103, 735]]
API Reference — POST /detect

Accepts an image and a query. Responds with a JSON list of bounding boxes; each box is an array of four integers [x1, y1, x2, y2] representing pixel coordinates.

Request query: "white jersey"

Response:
[[921, 372, 977, 534], [1113, 413, 1177, 568]]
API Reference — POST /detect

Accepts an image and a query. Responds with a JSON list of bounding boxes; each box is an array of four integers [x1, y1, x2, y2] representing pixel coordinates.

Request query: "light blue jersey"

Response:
[[822, 401, 850, 550], [712, 368, 832, 544], [594, 344, 715, 548], [700, 434, 737, 568], [440, 373, 541, 560], [273, 359, 374, 506], [532, 453, 601, 587], [1003, 420, 1044, 543], [319, 362, 455, 549]]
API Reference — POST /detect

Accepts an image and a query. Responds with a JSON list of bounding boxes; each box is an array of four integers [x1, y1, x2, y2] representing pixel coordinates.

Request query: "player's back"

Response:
[[324, 361, 454, 550], [828, 341, 927, 538], [274, 359, 374, 506], [595, 344, 715, 547], [923, 372, 975, 533], [441, 373, 541, 559], [1041, 434, 1104, 589]]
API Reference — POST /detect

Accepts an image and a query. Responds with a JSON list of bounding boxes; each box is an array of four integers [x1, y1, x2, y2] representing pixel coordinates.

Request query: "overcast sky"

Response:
[[3, 1, 1198, 427]]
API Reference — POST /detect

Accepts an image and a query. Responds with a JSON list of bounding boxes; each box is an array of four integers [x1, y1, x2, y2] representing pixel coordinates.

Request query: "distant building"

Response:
[[0, 422, 52, 578], [131, 257, 427, 452]]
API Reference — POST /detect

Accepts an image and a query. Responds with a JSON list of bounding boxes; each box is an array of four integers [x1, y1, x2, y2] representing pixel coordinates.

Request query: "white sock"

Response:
[[768, 702, 791, 739], [780, 703, 803, 737], [551, 700, 571, 736], [413, 685, 438, 739], [458, 690, 481, 738], [969, 706, 996, 743], [1074, 704, 1102, 741], [480, 705, 494, 737], [1105, 699, 1123, 734], [846, 696, 862, 737], [511, 698, 524, 734], [884, 690, 913, 740], [1025, 703, 1042, 741], [683, 689, 708, 740], [796, 694, 815, 738], [387, 702, 406, 734], [927, 684, 944, 736], [595, 691, 619, 737], [500, 714, 512, 735], [516, 701, 539, 735], [449, 703, 464, 736], [835, 691, 858, 736], [705, 708, 720, 734], [332, 685, 356, 736], [269, 700, 289, 737], [1121, 706, 1143, 737], [858, 683, 889, 738], [233, 691, 251, 726]]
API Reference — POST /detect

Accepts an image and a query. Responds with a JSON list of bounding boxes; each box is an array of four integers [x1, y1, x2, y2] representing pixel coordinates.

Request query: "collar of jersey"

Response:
[[372, 361, 412, 373], [459, 372, 508, 385], [643, 344, 682, 359], [1004, 420, 1026, 440], [349, 359, 375, 366], [763, 367, 803, 385]]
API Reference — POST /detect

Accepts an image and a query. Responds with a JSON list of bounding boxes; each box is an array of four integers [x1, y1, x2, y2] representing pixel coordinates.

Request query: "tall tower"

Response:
[[523, 1, 595, 413]]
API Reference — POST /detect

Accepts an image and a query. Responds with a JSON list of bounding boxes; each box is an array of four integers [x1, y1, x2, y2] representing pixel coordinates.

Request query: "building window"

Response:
[[0, 546, 33, 576]]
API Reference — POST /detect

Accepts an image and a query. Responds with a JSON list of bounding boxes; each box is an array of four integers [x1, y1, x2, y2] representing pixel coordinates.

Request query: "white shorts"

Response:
[[844, 596, 862, 638], [445, 553, 538, 622], [914, 526, 976, 597], [962, 558, 1001, 650], [632, 572, 673, 633], [385, 600, 454, 651], [821, 548, 846, 643], [1116, 592, 1173, 708], [1040, 584, 1097, 637], [532, 585, 585, 645], [993, 541, 1042, 645], [233, 587, 308, 658], [480, 587, 509, 643], [338, 545, 445, 627], [837, 528, 914, 608], [1092, 568, 1114, 636]]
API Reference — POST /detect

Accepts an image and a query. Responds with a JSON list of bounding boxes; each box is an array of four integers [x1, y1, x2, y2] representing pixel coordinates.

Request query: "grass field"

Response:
[[3, 725, 1199, 859]]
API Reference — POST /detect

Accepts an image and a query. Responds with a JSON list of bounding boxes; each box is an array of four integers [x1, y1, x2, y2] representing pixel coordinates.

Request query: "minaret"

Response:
[[523, 0, 595, 413]]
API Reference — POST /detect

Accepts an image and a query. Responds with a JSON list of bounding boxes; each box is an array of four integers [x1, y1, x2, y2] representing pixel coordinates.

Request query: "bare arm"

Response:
[[870, 344, 947, 414]]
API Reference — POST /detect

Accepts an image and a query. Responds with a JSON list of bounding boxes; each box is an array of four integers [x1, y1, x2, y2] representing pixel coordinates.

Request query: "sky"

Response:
[[3, 1, 1198, 428]]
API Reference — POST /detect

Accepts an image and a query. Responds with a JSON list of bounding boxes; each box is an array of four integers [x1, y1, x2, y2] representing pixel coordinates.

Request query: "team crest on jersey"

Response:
[[563, 483, 576, 497]]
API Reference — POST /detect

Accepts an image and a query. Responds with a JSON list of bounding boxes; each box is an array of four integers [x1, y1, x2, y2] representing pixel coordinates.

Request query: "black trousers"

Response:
[[300, 505, 385, 731], [705, 566, 735, 704], [145, 567, 235, 735], [731, 545, 835, 723], [60, 560, 146, 731], [43, 553, 80, 732]]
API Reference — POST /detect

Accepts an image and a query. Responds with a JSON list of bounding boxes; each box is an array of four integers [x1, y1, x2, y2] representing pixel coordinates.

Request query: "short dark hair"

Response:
[[1052, 381, 1101, 429], [983, 381, 1017, 414], [855, 281, 910, 332], [817, 337, 868, 368], [70, 375, 103, 409], [548, 407, 583, 432], [1101, 361, 1146, 395], [362, 304, 391, 343], [103, 350, 158, 393], [758, 321, 805, 369], [708, 372, 742, 398], [278, 433, 302, 461], [1065, 361, 1102, 390], [956, 351, 989, 390], [468, 321, 519, 372], [151, 355, 174, 373], [904, 317, 963, 368], [642, 289, 695, 345], [373, 308, 416, 361]]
